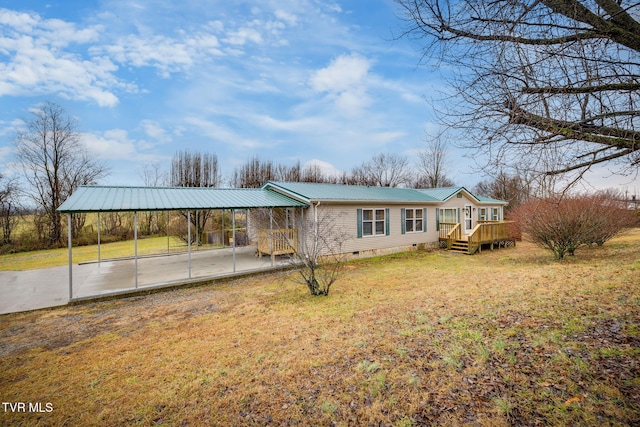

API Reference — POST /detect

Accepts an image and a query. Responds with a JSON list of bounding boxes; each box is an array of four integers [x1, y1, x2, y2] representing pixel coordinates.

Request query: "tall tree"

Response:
[[473, 171, 531, 215], [170, 150, 220, 243], [14, 102, 108, 245], [351, 153, 413, 187], [414, 137, 455, 188], [170, 150, 220, 188], [0, 174, 21, 245], [396, 0, 640, 184]]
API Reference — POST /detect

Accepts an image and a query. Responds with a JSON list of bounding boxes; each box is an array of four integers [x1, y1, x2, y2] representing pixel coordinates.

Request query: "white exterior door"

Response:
[[464, 204, 473, 234]]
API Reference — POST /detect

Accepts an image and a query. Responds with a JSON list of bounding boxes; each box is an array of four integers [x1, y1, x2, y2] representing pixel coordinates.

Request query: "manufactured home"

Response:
[[57, 182, 513, 300], [252, 181, 512, 257]]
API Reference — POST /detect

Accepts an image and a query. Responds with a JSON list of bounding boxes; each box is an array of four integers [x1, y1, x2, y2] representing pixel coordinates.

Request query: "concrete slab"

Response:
[[0, 246, 285, 315]]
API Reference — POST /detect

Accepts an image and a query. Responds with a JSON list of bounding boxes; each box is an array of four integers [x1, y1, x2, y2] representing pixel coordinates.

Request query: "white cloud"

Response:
[[0, 8, 125, 106], [82, 130, 138, 160], [140, 120, 172, 145], [303, 159, 342, 177], [274, 10, 298, 27], [309, 53, 371, 93], [309, 53, 373, 115], [0, 146, 13, 162], [97, 33, 223, 77], [223, 27, 264, 46]]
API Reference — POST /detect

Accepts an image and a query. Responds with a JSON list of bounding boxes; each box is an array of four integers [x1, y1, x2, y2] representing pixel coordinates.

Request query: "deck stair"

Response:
[[439, 221, 514, 255], [449, 239, 470, 254]]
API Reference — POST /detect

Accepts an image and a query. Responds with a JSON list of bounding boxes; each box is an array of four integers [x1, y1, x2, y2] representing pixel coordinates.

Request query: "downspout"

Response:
[[314, 201, 320, 257], [68, 214, 73, 300]]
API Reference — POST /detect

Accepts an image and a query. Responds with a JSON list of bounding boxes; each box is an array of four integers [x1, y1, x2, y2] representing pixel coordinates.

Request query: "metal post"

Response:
[[97, 212, 101, 266], [221, 209, 224, 248], [134, 211, 138, 289], [188, 211, 192, 279], [68, 214, 73, 300], [270, 208, 274, 267], [232, 209, 236, 272]]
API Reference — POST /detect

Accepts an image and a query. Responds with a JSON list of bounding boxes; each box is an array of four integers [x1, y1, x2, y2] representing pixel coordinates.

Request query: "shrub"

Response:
[[510, 191, 636, 259]]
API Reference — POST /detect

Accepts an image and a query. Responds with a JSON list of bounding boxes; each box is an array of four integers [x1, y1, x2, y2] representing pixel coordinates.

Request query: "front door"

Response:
[[464, 204, 473, 234]]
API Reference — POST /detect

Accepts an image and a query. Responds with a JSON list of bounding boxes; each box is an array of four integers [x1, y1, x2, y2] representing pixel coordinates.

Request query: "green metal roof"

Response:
[[415, 187, 480, 202], [416, 187, 507, 205], [57, 186, 308, 213], [476, 195, 508, 204], [264, 181, 440, 203], [266, 182, 508, 205]]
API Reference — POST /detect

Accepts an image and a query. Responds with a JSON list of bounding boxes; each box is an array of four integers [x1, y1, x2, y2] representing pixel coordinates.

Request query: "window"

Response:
[[478, 207, 487, 221], [361, 208, 386, 237], [439, 208, 457, 223], [491, 207, 500, 221], [402, 208, 425, 233]]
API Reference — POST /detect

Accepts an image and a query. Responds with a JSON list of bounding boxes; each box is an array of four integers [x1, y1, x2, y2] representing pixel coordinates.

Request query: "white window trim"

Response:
[[439, 208, 457, 223], [362, 208, 386, 237], [491, 207, 500, 221], [404, 208, 424, 233]]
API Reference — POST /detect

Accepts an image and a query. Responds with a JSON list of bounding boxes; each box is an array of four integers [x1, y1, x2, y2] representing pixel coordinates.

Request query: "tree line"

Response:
[[1, 101, 638, 257]]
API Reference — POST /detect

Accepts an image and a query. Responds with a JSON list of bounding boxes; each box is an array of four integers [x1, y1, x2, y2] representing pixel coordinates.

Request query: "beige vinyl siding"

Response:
[[305, 204, 440, 255], [436, 192, 505, 236]]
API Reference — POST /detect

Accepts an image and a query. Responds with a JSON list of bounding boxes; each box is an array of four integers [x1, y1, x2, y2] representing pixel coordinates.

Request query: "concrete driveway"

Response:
[[0, 246, 286, 315]]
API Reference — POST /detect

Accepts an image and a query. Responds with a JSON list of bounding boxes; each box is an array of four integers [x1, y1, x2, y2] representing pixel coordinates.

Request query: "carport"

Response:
[[57, 186, 308, 301]]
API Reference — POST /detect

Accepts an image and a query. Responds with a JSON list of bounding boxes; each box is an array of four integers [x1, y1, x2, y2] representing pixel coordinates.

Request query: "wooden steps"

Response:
[[449, 239, 470, 254]]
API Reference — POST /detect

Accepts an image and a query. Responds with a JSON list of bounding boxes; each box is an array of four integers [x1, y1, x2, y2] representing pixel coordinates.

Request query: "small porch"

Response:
[[439, 221, 516, 254], [257, 228, 298, 257]]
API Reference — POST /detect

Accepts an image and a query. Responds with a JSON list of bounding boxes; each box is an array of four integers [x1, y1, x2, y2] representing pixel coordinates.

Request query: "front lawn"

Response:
[[1, 231, 639, 426]]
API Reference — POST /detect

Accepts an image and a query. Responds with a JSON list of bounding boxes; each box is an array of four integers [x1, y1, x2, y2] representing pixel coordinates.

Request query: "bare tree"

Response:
[[0, 174, 21, 245], [396, 0, 640, 185], [231, 156, 277, 188], [351, 153, 413, 187], [14, 102, 109, 245], [414, 137, 455, 188], [170, 150, 220, 188], [473, 171, 531, 215], [170, 150, 220, 243], [139, 163, 168, 235], [232, 156, 323, 188]]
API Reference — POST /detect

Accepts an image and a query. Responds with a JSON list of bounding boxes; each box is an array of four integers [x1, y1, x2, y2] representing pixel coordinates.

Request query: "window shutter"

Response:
[[457, 208, 461, 223], [436, 208, 440, 231], [385, 208, 390, 236], [401, 208, 406, 234], [423, 208, 427, 232], [478, 208, 482, 220], [357, 209, 362, 238]]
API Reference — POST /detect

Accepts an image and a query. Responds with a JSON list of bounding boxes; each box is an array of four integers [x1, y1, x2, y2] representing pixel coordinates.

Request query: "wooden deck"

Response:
[[257, 228, 298, 257], [439, 221, 515, 254]]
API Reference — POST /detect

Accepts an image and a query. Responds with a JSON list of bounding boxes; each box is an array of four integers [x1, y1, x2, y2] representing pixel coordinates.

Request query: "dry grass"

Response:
[[1, 230, 639, 426]]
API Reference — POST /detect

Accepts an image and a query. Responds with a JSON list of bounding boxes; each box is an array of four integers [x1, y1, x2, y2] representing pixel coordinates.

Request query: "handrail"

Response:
[[467, 221, 513, 253], [258, 228, 298, 256]]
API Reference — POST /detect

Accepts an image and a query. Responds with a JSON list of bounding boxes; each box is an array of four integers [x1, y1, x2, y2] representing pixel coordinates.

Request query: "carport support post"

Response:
[[134, 211, 138, 289], [97, 212, 101, 266], [68, 214, 73, 300], [188, 211, 192, 279], [232, 209, 236, 272], [270, 208, 274, 267]]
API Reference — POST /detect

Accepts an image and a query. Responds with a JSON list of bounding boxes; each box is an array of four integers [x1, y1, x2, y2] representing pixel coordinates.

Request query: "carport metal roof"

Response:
[[57, 185, 308, 213]]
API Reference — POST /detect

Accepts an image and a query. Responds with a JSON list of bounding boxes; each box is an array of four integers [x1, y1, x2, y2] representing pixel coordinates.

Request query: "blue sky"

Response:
[[0, 0, 636, 192]]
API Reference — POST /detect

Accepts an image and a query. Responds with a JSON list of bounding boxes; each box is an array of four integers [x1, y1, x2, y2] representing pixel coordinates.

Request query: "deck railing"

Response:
[[467, 221, 513, 254], [257, 228, 298, 256], [439, 222, 461, 248]]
